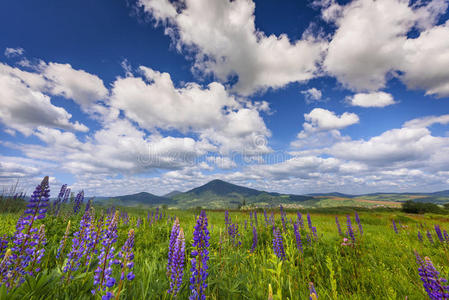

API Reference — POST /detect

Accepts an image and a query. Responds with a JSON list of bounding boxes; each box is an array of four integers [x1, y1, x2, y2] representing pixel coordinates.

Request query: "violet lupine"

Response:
[[249, 211, 253, 227], [73, 190, 84, 214], [444, 230, 449, 242], [251, 226, 258, 253], [0, 235, 8, 259], [272, 228, 285, 260], [167, 227, 185, 297], [307, 213, 313, 230], [189, 210, 210, 300], [309, 282, 318, 299], [297, 212, 304, 230], [224, 210, 231, 228], [2, 176, 50, 289], [280, 205, 286, 232], [392, 220, 398, 234], [293, 222, 303, 253], [335, 216, 342, 236], [415, 252, 449, 299], [427, 230, 434, 244], [115, 229, 135, 299], [228, 223, 241, 247], [254, 211, 258, 226], [56, 220, 71, 259], [85, 215, 105, 267], [435, 225, 444, 243], [53, 184, 67, 216], [62, 187, 70, 203], [263, 209, 268, 227], [168, 218, 181, 275], [64, 211, 93, 281], [355, 212, 363, 236], [346, 215, 355, 244], [418, 231, 423, 242], [93, 212, 119, 297]]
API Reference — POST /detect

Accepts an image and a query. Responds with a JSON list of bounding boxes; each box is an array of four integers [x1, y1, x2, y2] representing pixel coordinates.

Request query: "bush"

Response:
[[401, 200, 442, 214]]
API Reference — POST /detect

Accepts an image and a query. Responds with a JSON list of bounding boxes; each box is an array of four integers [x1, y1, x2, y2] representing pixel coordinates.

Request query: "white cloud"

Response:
[[346, 92, 397, 107], [301, 88, 322, 102], [4, 47, 24, 58], [302, 108, 359, 132], [322, 0, 449, 97], [42, 62, 108, 109], [0, 70, 88, 136], [206, 156, 237, 169], [110, 66, 271, 154], [138, 0, 326, 95]]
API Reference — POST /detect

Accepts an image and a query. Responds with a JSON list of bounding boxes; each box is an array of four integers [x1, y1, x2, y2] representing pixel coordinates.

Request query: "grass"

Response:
[[0, 202, 448, 299]]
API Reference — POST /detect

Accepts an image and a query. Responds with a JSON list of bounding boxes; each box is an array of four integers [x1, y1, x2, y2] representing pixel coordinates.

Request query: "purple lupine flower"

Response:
[[263, 209, 268, 227], [2, 176, 50, 289], [56, 221, 71, 259], [85, 198, 92, 213], [307, 213, 313, 230], [346, 215, 355, 244], [415, 251, 449, 299], [335, 216, 342, 236], [224, 210, 231, 228], [93, 212, 119, 297], [418, 231, 423, 242], [228, 223, 241, 247], [355, 212, 363, 236], [297, 212, 304, 230], [254, 211, 258, 226], [249, 211, 253, 227], [189, 210, 210, 300], [0, 235, 9, 259], [309, 282, 318, 299], [272, 228, 285, 260], [427, 230, 434, 244], [73, 190, 84, 214], [270, 211, 275, 230], [168, 218, 181, 275], [53, 184, 67, 216], [64, 211, 93, 280], [293, 222, 303, 253], [435, 225, 444, 243], [115, 229, 135, 299], [62, 188, 70, 203], [392, 220, 398, 234], [444, 230, 449, 242], [251, 226, 258, 253], [280, 205, 286, 232], [168, 227, 185, 296]]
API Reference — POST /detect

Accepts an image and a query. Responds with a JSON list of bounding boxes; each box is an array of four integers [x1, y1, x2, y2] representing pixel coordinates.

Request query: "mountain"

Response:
[[172, 179, 314, 209], [96, 192, 171, 207], [164, 190, 183, 198]]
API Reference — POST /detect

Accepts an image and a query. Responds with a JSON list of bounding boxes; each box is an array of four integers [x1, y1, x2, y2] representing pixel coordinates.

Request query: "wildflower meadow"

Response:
[[0, 177, 449, 299]]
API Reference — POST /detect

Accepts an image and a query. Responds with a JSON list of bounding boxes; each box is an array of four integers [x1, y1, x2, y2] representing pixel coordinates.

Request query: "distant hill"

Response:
[[96, 192, 171, 207], [172, 179, 314, 209], [89, 181, 449, 209], [164, 190, 183, 198]]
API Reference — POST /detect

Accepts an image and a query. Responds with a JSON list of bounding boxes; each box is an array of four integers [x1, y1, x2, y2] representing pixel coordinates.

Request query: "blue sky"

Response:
[[1, 0, 449, 196]]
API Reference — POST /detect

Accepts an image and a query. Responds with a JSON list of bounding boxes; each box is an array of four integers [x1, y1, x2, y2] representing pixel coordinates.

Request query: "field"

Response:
[[1, 182, 449, 299]]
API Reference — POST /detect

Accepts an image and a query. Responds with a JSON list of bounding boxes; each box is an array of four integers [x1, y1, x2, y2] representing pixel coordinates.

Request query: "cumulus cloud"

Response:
[[110, 66, 271, 154], [4, 47, 24, 58], [138, 0, 326, 95], [302, 108, 359, 132], [0, 70, 88, 136], [301, 88, 322, 102], [322, 0, 449, 97], [206, 156, 237, 169], [346, 92, 397, 107]]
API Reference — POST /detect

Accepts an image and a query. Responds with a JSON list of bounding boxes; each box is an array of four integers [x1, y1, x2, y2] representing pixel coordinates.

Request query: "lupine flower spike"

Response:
[[272, 228, 285, 260], [168, 227, 185, 297], [415, 251, 449, 299], [309, 282, 318, 300], [115, 229, 135, 300], [189, 210, 210, 300]]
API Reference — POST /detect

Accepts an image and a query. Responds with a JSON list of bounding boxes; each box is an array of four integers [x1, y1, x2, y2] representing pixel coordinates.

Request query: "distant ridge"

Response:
[[164, 190, 183, 198]]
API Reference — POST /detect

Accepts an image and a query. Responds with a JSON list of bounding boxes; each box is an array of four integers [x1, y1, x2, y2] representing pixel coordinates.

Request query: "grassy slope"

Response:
[[2, 204, 449, 299]]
